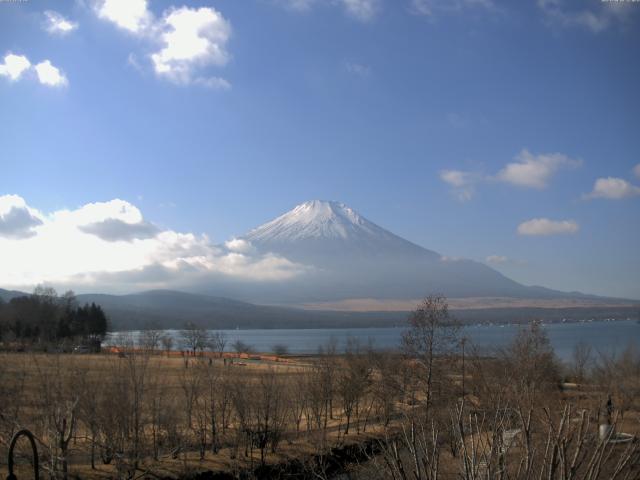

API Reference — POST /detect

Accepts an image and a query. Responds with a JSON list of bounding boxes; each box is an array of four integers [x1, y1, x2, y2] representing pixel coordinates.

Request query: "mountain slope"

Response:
[[240, 200, 592, 302], [0, 288, 28, 302], [75, 290, 407, 330]]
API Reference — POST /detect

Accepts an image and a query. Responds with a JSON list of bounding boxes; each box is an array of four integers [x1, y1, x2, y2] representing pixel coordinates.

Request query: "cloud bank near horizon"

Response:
[[0, 195, 306, 293]]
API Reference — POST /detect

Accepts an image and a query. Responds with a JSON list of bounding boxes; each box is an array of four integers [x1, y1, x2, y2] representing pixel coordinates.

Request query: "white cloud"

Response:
[[440, 169, 481, 201], [517, 218, 579, 236], [440, 149, 581, 200], [224, 238, 256, 254], [193, 76, 232, 90], [440, 255, 464, 262], [0, 54, 31, 81], [34, 60, 68, 87], [486, 254, 508, 264], [0, 196, 306, 291], [127, 52, 143, 72], [94, 2, 232, 87], [411, 0, 495, 16], [345, 61, 371, 77], [151, 7, 231, 84], [278, 0, 316, 11], [276, 0, 380, 21], [0, 53, 67, 87], [96, 0, 153, 34], [0, 195, 43, 239], [537, 0, 631, 33], [80, 219, 159, 242], [485, 254, 527, 266], [44, 10, 78, 35], [440, 170, 472, 188], [584, 177, 640, 200], [340, 0, 380, 22], [496, 149, 581, 189], [633, 164, 640, 179]]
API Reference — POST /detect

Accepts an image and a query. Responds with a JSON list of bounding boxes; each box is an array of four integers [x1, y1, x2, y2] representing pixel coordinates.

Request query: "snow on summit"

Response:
[[243, 200, 439, 262], [247, 200, 379, 241]]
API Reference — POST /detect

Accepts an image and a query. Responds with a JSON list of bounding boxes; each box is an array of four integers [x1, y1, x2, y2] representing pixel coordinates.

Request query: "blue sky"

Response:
[[1, 0, 639, 299]]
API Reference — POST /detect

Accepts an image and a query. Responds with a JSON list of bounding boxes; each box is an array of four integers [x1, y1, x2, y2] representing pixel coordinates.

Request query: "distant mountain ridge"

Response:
[[2, 288, 637, 331], [0, 288, 26, 302], [0, 288, 407, 330]]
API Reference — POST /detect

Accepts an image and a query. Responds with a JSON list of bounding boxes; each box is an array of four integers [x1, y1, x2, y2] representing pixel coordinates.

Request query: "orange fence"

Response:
[[103, 346, 295, 363]]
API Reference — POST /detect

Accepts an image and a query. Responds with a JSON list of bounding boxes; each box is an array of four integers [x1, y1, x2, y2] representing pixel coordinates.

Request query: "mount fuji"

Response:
[[245, 200, 438, 263], [236, 200, 586, 305]]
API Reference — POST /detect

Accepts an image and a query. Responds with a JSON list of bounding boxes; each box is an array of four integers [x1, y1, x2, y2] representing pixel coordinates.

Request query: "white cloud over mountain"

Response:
[[517, 218, 579, 236], [0, 195, 305, 291], [93, 0, 231, 88], [485, 254, 508, 264]]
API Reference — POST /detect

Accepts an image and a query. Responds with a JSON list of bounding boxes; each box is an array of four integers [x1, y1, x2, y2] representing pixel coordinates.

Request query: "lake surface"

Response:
[[109, 319, 639, 361]]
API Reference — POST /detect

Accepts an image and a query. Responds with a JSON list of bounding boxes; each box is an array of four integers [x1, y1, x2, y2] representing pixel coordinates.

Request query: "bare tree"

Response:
[[140, 321, 163, 353], [210, 331, 227, 358], [402, 295, 459, 411], [250, 368, 288, 463], [161, 334, 174, 356], [593, 343, 640, 421], [77, 365, 103, 470], [337, 337, 372, 435], [146, 368, 168, 461], [34, 355, 81, 480], [288, 373, 308, 435], [124, 341, 152, 469], [232, 339, 253, 355], [503, 321, 560, 403], [272, 343, 289, 356], [370, 350, 402, 427], [317, 337, 338, 424], [571, 340, 593, 382], [180, 322, 210, 356]]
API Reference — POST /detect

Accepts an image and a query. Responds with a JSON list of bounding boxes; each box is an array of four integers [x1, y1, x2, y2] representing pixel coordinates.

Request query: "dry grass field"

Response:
[[0, 349, 412, 479], [1, 317, 639, 479]]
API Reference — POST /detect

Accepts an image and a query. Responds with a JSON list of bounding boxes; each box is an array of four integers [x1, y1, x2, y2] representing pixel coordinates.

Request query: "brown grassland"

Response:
[[0, 298, 638, 480]]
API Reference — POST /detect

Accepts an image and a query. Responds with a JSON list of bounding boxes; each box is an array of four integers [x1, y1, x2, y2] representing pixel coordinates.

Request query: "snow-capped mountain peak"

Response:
[[237, 200, 552, 301], [246, 200, 373, 242], [243, 200, 438, 261]]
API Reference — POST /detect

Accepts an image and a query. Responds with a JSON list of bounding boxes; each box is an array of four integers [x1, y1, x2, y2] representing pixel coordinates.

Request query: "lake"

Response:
[[109, 319, 640, 361]]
